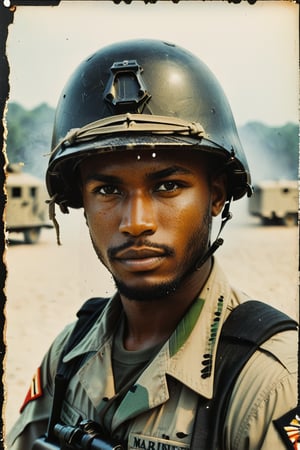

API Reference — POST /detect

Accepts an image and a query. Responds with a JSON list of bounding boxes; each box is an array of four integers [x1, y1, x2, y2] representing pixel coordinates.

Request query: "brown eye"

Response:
[[156, 181, 180, 192], [96, 185, 121, 195]]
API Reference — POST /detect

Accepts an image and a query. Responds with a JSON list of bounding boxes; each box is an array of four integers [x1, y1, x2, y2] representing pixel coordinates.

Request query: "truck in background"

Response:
[[248, 180, 298, 226], [5, 164, 53, 244]]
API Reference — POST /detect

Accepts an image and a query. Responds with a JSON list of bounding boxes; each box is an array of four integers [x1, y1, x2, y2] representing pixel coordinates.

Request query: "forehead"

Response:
[[79, 148, 210, 178]]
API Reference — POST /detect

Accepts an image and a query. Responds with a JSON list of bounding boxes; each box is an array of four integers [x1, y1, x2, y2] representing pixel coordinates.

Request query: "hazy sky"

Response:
[[6, 1, 298, 127]]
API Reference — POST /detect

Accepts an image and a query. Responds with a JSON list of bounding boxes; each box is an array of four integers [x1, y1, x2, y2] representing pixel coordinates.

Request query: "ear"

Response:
[[211, 173, 227, 217]]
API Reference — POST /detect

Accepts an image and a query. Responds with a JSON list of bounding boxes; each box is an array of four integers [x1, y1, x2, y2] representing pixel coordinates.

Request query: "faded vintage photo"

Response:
[[3, 2, 299, 449]]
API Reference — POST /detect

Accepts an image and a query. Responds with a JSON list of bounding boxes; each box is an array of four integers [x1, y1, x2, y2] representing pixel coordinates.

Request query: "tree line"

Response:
[[5, 102, 298, 183]]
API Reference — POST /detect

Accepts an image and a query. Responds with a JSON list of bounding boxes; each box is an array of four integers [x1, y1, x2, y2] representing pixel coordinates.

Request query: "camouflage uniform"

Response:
[[7, 260, 297, 450]]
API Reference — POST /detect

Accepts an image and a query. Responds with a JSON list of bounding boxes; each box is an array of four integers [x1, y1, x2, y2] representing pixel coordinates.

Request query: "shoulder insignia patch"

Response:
[[20, 367, 43, 413], [274, 407, 300, 449]]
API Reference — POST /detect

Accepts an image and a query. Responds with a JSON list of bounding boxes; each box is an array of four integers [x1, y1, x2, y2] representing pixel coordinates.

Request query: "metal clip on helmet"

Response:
[[46, 39, 252, 213]]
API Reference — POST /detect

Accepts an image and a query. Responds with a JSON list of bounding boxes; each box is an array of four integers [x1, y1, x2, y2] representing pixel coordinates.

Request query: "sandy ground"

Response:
[[3, 199, 299, 437]]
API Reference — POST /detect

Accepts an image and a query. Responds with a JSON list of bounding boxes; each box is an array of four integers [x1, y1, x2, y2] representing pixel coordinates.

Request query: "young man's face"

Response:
[[80, 149, 226, 302]]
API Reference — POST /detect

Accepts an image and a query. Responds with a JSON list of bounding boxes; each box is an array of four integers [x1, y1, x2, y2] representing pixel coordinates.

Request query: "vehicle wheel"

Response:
[[283, 213, 298, 227], [24, 228, 41, 244], [262, 217, 272, 226]]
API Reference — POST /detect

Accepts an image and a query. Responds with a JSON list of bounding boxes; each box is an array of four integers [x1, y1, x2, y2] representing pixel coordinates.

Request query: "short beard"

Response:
[[89, 211, 211, 302], [113, 274, 181, 302]]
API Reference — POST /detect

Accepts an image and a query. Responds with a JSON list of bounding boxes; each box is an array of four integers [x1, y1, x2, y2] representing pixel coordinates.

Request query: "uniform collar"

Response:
[[63, 259, 236, 402], [165, 259, 233, 399], [62, 292, 123, 363]]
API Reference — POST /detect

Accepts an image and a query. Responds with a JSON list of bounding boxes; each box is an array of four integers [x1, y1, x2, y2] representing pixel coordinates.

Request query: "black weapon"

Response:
[[32, 420, 123, 450]]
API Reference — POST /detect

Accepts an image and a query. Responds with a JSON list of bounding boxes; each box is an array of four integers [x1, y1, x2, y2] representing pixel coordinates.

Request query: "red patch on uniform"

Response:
[[20, 367, 43, 413]]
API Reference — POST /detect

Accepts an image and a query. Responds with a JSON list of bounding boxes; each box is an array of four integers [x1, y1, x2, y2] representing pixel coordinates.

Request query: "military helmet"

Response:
[[46, 39, 252, 211]]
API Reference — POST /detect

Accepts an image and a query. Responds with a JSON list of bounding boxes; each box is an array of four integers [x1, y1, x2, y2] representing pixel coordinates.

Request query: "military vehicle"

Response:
[[248, 180, 298, 226], [5, 165, 53, 243]]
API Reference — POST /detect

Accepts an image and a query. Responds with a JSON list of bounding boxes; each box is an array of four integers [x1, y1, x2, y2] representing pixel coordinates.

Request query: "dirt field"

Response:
[[3, 201, 299, 436]]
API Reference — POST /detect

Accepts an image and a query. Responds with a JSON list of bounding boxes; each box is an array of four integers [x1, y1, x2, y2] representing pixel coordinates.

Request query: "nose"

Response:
[[119, 192, 157, 237]]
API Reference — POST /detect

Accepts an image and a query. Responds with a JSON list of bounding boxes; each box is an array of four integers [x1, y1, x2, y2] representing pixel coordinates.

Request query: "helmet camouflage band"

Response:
[[46, 39, 252, 212]]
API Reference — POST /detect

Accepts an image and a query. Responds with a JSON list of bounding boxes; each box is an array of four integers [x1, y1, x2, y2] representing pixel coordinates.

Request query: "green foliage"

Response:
[[5, 102, 55, 179]]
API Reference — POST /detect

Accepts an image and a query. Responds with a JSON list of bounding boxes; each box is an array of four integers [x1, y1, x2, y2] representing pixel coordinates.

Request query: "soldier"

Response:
[[7, 40, 297, 450]]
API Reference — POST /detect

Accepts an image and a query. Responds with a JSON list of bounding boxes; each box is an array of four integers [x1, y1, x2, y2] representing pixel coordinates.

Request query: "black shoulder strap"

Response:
[[48, 298, 297, 446], [57, 296, 110, 380], [46, 297, 109, 442], [191, 300, 298, 450], [62, 298, 110, 360]]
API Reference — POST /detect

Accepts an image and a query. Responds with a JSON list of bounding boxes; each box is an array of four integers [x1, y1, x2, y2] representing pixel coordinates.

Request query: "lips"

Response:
[[114, 247, 167, 272], [116, 247, 166, 259]]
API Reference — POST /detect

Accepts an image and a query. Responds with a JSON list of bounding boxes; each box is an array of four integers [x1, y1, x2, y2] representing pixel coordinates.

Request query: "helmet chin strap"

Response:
[[195, 198, 233, 271]]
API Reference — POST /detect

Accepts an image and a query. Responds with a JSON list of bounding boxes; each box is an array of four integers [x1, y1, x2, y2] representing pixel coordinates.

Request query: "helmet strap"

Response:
[[46, 194, 62, 246], [195, 197, 232, 270]]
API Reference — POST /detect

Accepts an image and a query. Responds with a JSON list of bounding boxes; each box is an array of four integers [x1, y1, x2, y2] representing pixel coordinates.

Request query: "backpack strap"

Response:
[[46, 297, 109, 442], [47, 298, 297, 447], [57, 297, 110, 381], [191, 300, 298, 450]]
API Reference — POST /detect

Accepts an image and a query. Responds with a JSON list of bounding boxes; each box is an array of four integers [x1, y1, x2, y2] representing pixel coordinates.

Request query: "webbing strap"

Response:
[[48, 299, 297, 449], [46, 298, 109, 441], [58, 297, 110, 381], [221, 300, 297, 343], [49, 113, 206, 156], [190, 301, 297, 450]]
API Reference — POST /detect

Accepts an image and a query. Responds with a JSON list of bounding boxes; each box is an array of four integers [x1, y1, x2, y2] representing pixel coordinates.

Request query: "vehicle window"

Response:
[[30, 187, 37, 198], [12, 187, 21, 198]]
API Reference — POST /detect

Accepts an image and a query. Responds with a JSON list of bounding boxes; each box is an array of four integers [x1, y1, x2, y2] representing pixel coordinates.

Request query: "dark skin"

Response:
[[80, 149, 227, 351]]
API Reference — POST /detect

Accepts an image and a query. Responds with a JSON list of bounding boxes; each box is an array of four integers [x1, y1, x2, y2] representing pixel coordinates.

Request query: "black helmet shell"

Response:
[[47, 39, 251, 210]]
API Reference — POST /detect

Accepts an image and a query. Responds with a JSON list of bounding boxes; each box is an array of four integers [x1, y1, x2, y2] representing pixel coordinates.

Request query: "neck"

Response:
[[120, 257, 212, 351]]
